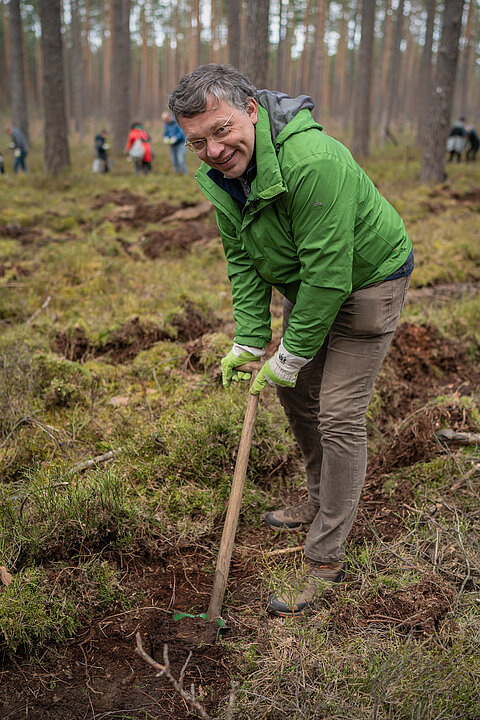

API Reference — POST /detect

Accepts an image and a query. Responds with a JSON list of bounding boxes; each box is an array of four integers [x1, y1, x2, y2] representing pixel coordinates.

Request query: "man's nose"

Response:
[[205, 138, 225, 158]]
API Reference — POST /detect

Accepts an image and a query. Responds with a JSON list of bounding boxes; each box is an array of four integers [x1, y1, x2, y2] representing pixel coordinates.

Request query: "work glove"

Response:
[[221, 343, 265, 387], [250, 341, 310, 395]]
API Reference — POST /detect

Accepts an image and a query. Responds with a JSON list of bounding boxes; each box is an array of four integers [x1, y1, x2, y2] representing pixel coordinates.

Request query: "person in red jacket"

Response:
[[125, 122, 153, 175]]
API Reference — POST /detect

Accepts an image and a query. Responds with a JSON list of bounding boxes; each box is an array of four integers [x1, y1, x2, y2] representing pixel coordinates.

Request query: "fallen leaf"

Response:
[[0, 566, 13, 587]]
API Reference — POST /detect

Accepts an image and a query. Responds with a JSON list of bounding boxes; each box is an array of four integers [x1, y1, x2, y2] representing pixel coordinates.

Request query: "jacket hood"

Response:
[[257, 89, 316, 141]]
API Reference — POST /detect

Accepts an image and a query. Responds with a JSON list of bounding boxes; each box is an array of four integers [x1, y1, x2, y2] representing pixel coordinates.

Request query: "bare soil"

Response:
[[2, 218, 480, 720]]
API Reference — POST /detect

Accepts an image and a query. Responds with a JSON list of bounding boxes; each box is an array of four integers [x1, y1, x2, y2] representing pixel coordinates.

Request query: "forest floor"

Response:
[[1, 141, 480, 719]]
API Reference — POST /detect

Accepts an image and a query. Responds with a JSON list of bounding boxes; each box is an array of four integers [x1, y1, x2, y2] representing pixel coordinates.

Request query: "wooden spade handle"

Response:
[[207, 380, 259, 620]]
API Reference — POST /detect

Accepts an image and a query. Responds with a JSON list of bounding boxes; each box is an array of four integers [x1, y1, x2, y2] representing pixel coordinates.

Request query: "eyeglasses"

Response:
[[185, 111, 236, 153]]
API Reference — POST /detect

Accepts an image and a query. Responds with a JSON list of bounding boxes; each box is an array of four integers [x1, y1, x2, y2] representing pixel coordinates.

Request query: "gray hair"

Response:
[[168, 64, 258, 121]]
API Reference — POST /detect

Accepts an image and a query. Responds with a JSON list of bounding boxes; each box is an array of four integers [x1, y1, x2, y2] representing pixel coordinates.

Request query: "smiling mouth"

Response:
[[216, 151, 235, 165]]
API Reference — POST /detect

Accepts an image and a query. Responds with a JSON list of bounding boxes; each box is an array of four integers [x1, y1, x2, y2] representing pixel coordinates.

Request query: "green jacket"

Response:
[[195, 93, 412, 358]]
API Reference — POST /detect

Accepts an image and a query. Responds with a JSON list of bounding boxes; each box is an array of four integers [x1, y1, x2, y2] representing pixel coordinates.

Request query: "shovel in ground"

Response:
[[174, 366, 260, 636]]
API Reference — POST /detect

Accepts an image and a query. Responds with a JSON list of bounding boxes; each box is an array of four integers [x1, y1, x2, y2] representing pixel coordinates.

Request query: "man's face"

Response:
[[180, 95, 258, 179]]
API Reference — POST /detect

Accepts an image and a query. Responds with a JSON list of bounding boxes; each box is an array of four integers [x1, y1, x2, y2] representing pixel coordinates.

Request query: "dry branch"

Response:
[[69, 449, 120, 474], [25, 295, 51, 325], [135, 632, 238, 720], [436, 428, 480, 445], [135, 632, 213, 720]]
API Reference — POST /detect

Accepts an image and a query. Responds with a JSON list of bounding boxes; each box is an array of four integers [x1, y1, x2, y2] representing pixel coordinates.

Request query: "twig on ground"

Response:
[[25, 295, 51, 325], [436, 428, 480, 445], [0, 411, 41, 448], [135, 632, 214, 720], [265, 545, 303, 557], [69, 449, 121, 474]]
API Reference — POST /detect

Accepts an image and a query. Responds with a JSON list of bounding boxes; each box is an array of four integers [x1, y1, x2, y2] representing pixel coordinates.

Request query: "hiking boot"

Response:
[[266, 559, 346, 617], [264, 500, 319, 530]]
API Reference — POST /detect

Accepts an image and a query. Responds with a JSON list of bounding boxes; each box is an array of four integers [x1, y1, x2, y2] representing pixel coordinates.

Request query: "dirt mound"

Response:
[[99, 317, 170, 362], [425, 185, 480, 213], [376, 321, 479, 426], [54, 303, 220, 363], [328, 576, 455, 635], [0, 222, 42, 244], [141, 221, 218, 257], [55, 325, 91, 362], [92, 189, 149, 209], [93, 189, 179, 226]]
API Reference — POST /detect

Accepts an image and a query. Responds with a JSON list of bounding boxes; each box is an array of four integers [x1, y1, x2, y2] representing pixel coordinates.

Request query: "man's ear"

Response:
[[246, 98, 258, 125]]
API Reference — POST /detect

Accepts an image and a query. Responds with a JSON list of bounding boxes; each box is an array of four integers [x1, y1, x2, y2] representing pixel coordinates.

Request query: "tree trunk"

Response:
[[241, 0, 270, 88], [227, 0, 241, 69], [0, 2, 9, 108], [8, 0, 29, 142], [332, 1, 347, 118], [310, 0, 328, 114], [352, 0, 375, 158], [416, 0, 436, 146], [139, 3, 148, 120], [420, 0, 465, 184], [275, 0, 287, 90], [380, 0, 405, 142], [39, 0, 70, 174], [71, 0, 84, 134], [111, 0, 131, 154], [457, 0, 475, 118], [101, 0, 112, 121], [374, 0, 392, 119]]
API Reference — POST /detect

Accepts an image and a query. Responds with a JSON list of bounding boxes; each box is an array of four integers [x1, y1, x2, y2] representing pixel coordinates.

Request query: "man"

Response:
[[5, 125, 28, 173], [161, 111, 188, 174], [169, 64, 413, 616]]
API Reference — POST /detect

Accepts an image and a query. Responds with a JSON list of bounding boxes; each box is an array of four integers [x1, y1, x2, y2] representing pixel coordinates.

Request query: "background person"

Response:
[[125, 121, 153, 175], [94, 129, 110, 172], [446, 117, 467, 162], [161, 111, 187, 174], [465, 125, 479, 162], [5, 125, 28, 173], [169, 64, 413, 617]]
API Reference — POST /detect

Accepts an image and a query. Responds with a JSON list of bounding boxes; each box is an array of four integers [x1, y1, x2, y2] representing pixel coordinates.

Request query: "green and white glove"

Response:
[[221, 343, 265, 387], [250, 341, 310, 395]]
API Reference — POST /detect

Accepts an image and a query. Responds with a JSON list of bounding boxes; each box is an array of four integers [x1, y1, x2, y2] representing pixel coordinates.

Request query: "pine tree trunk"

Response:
[[227, 0, 241, 69], [352, 0, 375, 158], [241, 0, 270, 88], [380, 0, 404, 142], [416, 0, 436, 146], [420, 0, 465, 184], [8, 0, 29, 142], [71, 0, 84, 134], [457, 0, 475, 118], [39, 0, 70, 174], [111, 0, 131, 154]]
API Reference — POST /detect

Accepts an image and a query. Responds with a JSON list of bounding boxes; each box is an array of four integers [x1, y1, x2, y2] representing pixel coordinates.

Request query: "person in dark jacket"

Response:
[[446, 118, 467, 162], [161, 112, 187, 174], [94, 129, 110, 172], [465, 125, 479, 162], [5, 125, 28, 173], [169, 64, 413, 616]]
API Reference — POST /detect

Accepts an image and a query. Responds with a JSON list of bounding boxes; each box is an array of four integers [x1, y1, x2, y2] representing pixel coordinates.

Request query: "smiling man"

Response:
[[169, 64, 413, 616]]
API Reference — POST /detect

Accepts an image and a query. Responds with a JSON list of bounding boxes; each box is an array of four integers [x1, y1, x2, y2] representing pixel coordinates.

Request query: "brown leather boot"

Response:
[[264, 500, 319, 529], [266, 559, 346, 616]]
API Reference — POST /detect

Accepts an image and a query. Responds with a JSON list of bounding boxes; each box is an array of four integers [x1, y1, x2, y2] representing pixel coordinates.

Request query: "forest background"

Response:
[[1, 1, 480, 720], [1, 0, 479, 179]]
